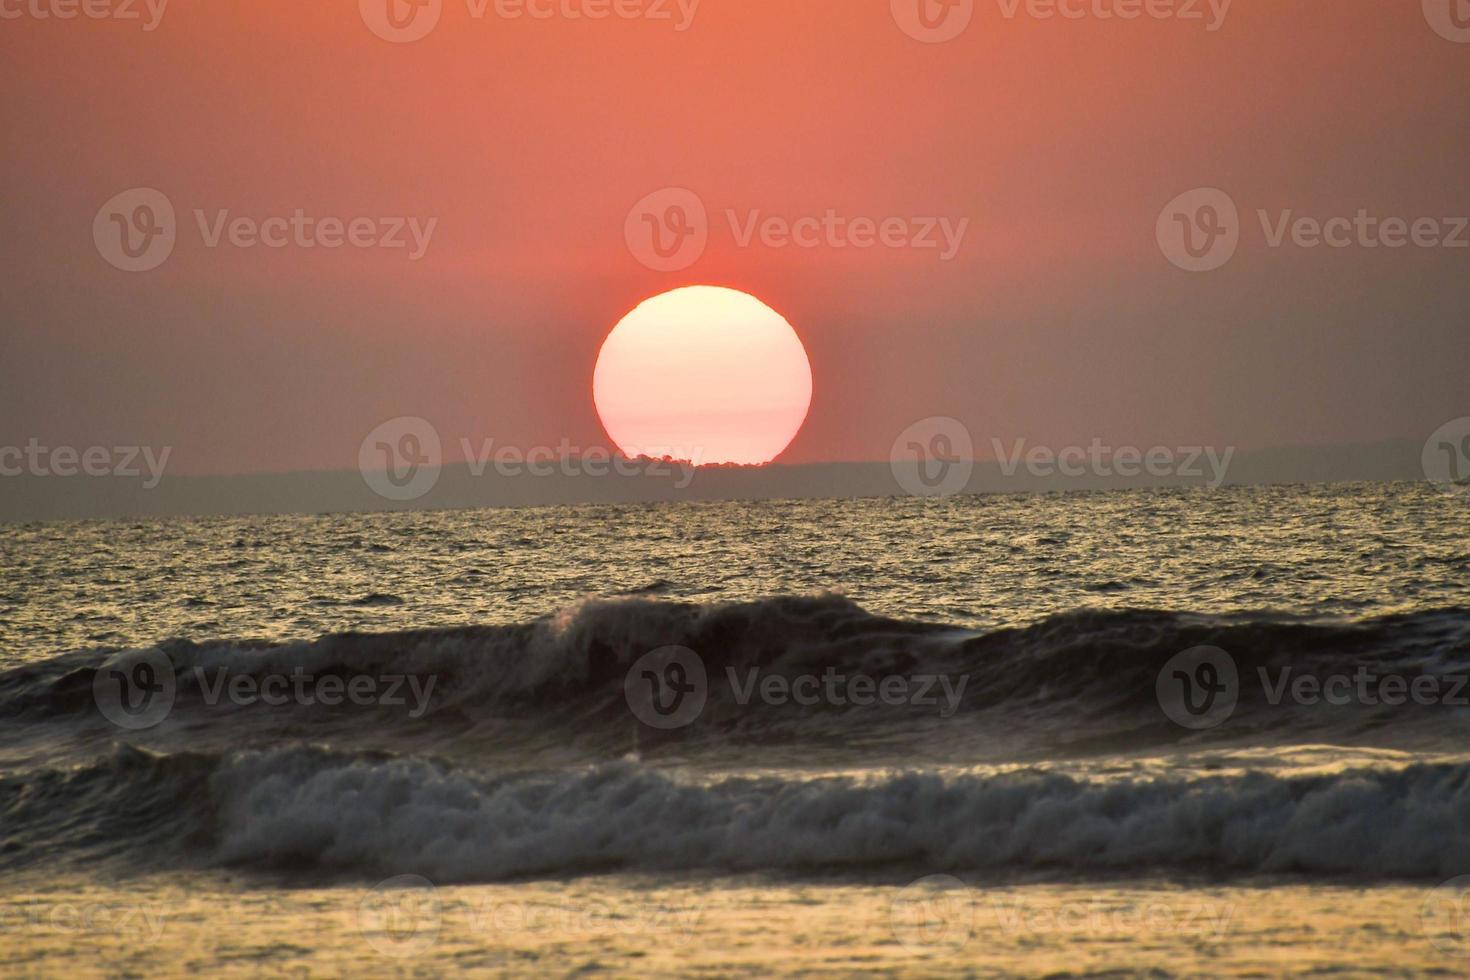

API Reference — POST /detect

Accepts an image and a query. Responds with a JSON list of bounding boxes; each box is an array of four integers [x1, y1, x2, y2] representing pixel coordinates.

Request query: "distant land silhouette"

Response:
[[0, 439, 1430, 523]]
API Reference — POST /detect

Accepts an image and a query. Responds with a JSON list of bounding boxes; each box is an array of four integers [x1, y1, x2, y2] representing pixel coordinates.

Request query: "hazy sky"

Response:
[[2, 0, 1467, 476]]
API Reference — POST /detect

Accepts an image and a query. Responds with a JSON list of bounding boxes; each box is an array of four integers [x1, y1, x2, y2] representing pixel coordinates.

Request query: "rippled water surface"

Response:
[[4, 483, 1469, 976], [3, 483, 1463, 661]]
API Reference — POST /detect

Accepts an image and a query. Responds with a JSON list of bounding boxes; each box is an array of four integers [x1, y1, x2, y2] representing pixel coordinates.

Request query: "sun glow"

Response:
[[593, 286, 813, 466]]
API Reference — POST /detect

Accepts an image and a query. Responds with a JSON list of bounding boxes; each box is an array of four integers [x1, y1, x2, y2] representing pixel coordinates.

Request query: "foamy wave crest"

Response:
[[10, 745, 1470, 881], [203, 748, 1470, 881]]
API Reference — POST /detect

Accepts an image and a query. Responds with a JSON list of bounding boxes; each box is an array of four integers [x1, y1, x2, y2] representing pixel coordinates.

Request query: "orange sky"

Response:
[[1, 0, 1466, 474]]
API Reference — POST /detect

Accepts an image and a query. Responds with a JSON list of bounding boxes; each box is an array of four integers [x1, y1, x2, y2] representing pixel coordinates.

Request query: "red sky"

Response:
[[1, 0, 1467, 475]]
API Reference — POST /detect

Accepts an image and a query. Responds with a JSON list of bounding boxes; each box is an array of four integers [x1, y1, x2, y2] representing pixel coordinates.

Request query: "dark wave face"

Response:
[[4, 595, 1470, 759]]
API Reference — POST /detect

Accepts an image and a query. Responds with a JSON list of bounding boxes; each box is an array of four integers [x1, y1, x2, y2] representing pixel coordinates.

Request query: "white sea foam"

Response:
[[207, 747, 1470, 881]]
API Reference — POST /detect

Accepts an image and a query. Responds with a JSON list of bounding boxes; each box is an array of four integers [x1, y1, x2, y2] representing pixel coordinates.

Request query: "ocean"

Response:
[[3, 483, 1469, 976]]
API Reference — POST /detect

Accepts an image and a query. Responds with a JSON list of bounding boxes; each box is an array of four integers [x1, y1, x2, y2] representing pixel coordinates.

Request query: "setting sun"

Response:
[[593, 286, 813, 466]]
